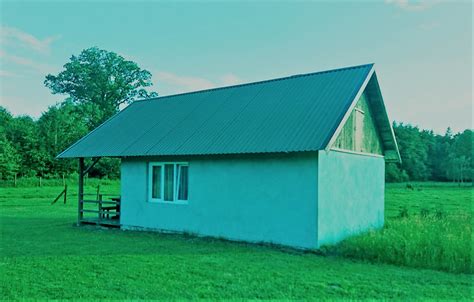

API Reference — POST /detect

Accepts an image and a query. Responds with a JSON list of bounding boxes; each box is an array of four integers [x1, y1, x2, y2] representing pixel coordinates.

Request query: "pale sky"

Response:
[[0, 0, 472, 134]]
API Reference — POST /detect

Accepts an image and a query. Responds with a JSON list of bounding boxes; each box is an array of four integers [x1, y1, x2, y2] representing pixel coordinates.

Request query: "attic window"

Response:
[[148, 162, 189, 204]]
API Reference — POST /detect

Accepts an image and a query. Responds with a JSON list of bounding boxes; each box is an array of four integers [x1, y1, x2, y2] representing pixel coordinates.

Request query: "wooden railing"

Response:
[[79, 194, 121, 227]]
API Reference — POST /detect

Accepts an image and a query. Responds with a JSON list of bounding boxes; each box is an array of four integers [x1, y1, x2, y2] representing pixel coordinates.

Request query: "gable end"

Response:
[[333, 91, 384, 155], [325, 69, 401, 162]]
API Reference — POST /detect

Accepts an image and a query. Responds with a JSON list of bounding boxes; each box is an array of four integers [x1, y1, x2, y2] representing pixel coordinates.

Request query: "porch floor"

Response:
[[80, 217, 120, 228]]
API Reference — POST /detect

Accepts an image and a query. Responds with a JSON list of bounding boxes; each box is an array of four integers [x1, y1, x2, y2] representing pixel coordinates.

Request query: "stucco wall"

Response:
[[120, 152, 319, 249], [317, 150, 384, 247]]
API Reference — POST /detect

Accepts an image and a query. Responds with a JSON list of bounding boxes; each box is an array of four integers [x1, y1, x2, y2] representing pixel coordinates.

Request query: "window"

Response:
[[148, 162, 189, 203], [151, 165, 162, 199]]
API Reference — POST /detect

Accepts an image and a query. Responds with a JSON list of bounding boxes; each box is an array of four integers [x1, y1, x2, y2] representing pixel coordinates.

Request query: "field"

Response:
[[0, 180, 472, 299], [325, 182, 473, 274]]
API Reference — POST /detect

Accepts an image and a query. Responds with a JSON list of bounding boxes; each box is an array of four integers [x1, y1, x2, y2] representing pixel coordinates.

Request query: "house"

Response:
[[58, 63, 400, 249]]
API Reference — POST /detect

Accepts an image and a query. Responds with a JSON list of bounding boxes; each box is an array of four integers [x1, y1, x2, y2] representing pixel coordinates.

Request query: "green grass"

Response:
[[385, 181, 472, 219], [0, 181, 472, 299], [323, 182, 472, 274]]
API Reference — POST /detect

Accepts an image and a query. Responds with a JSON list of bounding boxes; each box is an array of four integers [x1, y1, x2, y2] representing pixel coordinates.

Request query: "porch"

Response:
[[77, 157, 121, 228], [79, 195, 121, 227]]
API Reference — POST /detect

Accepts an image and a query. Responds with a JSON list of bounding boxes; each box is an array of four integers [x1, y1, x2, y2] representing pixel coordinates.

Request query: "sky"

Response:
[[0, 0, 472, 134]]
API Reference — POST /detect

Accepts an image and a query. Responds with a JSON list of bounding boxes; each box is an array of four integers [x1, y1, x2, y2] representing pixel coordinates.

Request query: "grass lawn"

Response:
[[0, 181, 472, 299]]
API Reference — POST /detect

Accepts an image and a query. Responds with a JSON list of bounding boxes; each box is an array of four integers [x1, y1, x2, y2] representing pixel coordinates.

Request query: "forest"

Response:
[[0, 48, 472, 183]]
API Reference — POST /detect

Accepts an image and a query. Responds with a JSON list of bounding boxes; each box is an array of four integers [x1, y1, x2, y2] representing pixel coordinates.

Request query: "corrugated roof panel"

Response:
[[181, 76, 308, 154], [201, 79, 296, 154], [57, 63, 391, 158], [171, 83, 266, 155], [122, 90, 225, 156], [296, 69, 366, 150]]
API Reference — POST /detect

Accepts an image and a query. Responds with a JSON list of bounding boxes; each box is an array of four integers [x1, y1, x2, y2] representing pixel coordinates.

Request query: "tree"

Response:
[[385, 123, 472, 183], [4, 115, 47, 177], [425, 128, 458, 181], [447, 130, 473, 182], [44, 47, 158, 128], [37, 100, 89, 177], [0, 106, 13, 133], [385, 162, 409, 182], [392, 123, 431, 181], [0, 137, 20, 180], [0, 107, 20, 179]]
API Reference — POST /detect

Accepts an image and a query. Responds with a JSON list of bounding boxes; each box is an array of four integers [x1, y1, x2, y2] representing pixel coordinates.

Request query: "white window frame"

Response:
[[148, 162, 189, 204]]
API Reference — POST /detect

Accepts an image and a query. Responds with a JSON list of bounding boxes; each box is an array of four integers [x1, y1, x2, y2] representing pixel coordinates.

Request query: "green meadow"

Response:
[[0, 180, 472, 299], [324, 182, 473, 274]]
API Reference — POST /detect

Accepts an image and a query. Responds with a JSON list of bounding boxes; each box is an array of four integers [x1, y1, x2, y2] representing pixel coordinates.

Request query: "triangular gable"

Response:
[[325, 66, 401, 162], [332, 91, 384, 155]]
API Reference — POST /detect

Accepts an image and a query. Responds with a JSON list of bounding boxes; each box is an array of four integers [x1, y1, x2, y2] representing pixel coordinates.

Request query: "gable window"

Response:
[[148, 162, 189, 203]]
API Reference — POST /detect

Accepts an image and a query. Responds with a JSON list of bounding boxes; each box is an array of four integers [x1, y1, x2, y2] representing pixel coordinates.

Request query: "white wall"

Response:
[[317, 150, 385, 246], [120, 152, 319, 249]]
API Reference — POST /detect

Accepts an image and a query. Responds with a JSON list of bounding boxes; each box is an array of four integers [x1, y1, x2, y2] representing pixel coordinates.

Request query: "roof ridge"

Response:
[[134, 63, 374, 103]]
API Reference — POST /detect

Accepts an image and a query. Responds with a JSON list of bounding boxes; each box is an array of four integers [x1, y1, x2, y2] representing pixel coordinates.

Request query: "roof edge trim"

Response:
[[371, 74, 401, 163]]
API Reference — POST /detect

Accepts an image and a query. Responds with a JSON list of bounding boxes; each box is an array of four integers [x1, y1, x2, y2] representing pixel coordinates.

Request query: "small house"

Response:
[[58, 63, 400, 249]]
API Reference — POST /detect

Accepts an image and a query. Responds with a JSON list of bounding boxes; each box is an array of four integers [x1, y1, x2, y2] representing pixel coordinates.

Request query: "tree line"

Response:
[[0, 47, 471, 182], [387, 124, 472, 182]]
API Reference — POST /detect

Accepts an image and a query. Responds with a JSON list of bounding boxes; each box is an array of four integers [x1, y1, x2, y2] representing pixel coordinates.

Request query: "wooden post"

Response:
[[78, 158, 85, 225], [62, 173, 65, 186], [96, 184, 100, 201], [39, 176, 42, 187], [98, 194, 103, 223], [14, 174, 17, 187], [63, 184, 68, 204]]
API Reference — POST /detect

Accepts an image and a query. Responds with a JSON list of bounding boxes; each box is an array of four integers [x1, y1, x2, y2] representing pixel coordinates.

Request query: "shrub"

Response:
[[398, 207, 409, 218]]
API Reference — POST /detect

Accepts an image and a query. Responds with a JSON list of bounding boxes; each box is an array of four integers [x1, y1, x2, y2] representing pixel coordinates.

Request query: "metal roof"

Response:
[[58, 63, 399, 159]]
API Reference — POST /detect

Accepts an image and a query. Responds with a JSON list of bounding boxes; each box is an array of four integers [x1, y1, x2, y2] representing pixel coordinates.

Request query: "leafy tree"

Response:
[[0, 106, 13, 133], [4, 115, 47, 177], [386, 124, 472, 183], [392, 123, 430, 181], [428, 131, 452, 181], [452, 130, 472, 159], [0, 137, 20, 180], [88, 158, 121, 179], [0, 108, 20, 179], [41, 47, 159, 178], [37, 100, 89, 177], [385, 162, 408, 182], [44, 47, 158, 128], [447, 130, 473, 182]]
